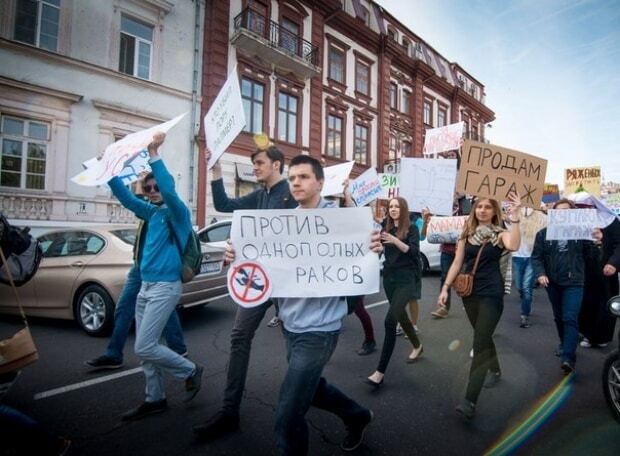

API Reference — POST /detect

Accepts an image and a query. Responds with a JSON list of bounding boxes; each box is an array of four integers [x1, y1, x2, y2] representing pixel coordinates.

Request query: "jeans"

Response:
[[512, 257, 535, 316], [377, 270, 421, 374], [275, 329, 369, 456], [440, 251, 455, 310], [134, 281, 195, 402], [0, 404, 62, 454], [546, 283, 583, 364], [105, 265, 186, 361], [222, 300, 272, 414], [462, 295, 503, 404]]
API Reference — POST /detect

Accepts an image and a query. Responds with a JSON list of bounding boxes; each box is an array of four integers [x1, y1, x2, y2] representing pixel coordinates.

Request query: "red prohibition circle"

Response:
[[228, 262, 271, 304]]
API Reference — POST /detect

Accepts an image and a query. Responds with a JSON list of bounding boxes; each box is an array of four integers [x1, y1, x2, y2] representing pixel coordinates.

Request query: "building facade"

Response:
[[197, 0, 495, 226], [0, 0, 204, 233]]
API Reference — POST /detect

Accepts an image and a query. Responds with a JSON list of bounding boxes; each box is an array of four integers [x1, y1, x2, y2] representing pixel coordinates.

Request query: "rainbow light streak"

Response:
[[484, 374, 574, 456]]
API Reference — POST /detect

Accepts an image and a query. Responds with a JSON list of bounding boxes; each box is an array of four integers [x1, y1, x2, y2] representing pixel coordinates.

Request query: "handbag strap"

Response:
[[0, 246, 29, 327], [470, 240, 488, 277]]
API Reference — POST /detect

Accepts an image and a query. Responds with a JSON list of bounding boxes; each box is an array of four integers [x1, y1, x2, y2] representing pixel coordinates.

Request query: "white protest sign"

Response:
[[320, 161, 355, 197], [399, 158, 457, 216], [227, 261, 273, 308], [546, 209, 600, 241], [426, 216, 468, 244], [72, 113, 186, 186], [204, 66, 246, 169], [351, 168, 382, 207], [378, 173, 399, 199], [423, 121, 464, 156], [230, 207, 380, 297]]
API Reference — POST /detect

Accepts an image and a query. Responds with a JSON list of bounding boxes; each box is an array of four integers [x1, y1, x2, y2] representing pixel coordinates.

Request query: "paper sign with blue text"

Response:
[[546, 209, 600, 241], [351, 167, 382, 207]]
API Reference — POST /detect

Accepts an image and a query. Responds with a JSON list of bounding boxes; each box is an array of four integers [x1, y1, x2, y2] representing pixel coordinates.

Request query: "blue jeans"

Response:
[[512, 257, 534, 316], [546, 283, 583, 364], [0, 404, 61, 453], [105, 265, 186, 361], [440, 251, 455, 310], [275, 329, 369, 456], [134, 281, 195, 402]]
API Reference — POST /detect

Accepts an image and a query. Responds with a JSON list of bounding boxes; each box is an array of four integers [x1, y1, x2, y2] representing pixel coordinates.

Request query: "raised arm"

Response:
[[109, 177, 152, 220]]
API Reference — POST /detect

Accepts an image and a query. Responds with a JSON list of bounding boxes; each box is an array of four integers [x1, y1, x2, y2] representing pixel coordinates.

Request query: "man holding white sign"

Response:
[[225, 155, 382, 454]]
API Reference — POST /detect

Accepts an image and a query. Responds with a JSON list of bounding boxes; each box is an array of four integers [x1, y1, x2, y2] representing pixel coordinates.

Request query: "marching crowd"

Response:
[[3, 132, 620, 455]]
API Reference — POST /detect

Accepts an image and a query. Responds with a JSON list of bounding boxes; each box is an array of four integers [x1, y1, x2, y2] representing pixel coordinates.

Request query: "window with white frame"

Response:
[[0, 116, 48, 190], [14, 0, 61, 52], [119, 15, 153, 80]]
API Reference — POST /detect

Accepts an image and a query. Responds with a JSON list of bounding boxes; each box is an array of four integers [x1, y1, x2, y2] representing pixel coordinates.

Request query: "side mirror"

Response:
[[608, 296, 620, 317]]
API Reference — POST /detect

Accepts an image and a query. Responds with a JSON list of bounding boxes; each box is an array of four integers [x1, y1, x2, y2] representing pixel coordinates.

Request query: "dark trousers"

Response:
[[377, 271, 421, 374], [348, 295, 375, 343], [275, 329, 368, 455], [462, 295, 503, 404]]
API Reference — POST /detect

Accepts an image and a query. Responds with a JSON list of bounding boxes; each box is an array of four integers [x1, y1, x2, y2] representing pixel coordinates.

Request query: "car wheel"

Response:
[[420, 253, 430, 276], [75, 284, 114, 337], [602, 349, 620, 423]]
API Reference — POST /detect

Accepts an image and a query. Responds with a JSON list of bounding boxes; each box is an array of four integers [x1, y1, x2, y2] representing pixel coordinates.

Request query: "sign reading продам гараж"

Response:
[[456, 140, 548, 207]]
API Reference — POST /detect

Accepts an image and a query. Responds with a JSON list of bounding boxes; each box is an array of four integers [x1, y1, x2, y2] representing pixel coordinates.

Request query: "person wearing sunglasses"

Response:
[[108, 132, 203, 421]]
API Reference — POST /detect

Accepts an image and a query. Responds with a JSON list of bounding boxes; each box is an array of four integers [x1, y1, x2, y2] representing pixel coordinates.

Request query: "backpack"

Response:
[[0, 213, 42, 287], [166, 218, 202, 283]]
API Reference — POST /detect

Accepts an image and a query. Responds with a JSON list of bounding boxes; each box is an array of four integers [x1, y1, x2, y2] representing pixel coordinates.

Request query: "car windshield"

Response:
[[110, 229, 137, 246]]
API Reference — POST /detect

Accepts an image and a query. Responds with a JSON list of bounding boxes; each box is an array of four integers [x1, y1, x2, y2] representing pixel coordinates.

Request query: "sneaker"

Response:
[[395, 324, 404, 336], [483, 370, 501, 388], [267, 316, 281, 327], [185, 364, 204, 402], [469, 349, 474, 359], [121, 399, 167, 421], [455, 400, 476, 420], [580, 339, 592, 348], [178, 350, 189, 357], [431, 307, 449, 319], [357, 341, 376, 356], [519, 315, 531, 328], [561, 361, 575, 375], [85, 355, 123, 370], [341, 409, 373, 451], [193, 411, 240, 441], [597, 342, 609, 348]]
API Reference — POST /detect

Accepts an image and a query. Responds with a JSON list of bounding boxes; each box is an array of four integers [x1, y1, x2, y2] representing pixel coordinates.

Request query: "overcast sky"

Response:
[[375, 0, 620, 188]]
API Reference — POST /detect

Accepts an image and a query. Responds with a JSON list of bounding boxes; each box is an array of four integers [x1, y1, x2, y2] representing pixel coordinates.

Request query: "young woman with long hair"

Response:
[[366, 197, 423, 388], [437, 193, 521, 419]]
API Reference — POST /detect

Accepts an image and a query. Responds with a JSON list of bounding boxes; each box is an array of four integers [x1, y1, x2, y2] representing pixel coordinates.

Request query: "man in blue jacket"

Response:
[[194, 145, 296, 440], [109, 132, 202, 420]]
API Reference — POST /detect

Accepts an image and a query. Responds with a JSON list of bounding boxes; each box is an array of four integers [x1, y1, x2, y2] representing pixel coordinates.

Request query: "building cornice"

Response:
[[0, 37, 193, 101], [91, 99, 170, 123], [0, 75, 83, 103]]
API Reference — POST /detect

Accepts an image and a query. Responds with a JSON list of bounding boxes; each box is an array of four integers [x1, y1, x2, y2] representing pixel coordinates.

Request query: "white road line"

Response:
[[365, 299, 388, 309], [34, 367, 143, 400]]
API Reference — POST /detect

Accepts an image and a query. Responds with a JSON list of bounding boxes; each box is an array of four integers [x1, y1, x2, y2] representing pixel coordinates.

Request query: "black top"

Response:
[[383, 223, 421, 273], [211, 178, 296, 211], [463, 241, 504, 297]]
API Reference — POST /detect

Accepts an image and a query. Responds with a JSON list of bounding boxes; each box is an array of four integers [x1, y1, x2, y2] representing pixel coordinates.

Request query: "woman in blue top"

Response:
[[438, 193, 521, 420], [366, 197, 424, 388]]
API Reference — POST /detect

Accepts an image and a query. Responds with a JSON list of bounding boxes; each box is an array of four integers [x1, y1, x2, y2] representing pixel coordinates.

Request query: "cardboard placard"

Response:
[[456, 140, 548, 207], [564, 166, 601, 196]]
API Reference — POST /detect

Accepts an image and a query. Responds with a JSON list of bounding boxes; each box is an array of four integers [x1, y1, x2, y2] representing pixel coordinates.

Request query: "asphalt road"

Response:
[[2, 274, 619, 455]]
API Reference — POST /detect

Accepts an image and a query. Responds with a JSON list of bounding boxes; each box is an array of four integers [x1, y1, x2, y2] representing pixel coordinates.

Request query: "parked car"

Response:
[[198, 219, 441, 275], [0, 225, 228, 336]]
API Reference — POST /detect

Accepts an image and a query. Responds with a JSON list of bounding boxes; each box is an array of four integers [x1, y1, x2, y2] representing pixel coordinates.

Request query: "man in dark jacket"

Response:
[[194, 145, 296, 441]]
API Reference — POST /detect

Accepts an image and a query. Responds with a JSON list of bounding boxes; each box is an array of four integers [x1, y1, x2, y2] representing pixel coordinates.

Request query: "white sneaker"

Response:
[[469, 349, 474, 359], [580, 339, 592, 348], [267, 316, 281, 327]]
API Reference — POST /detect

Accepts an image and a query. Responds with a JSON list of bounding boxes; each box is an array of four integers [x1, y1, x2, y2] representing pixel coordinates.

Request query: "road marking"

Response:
[[365, 299, 388, 309], [34, 367, 143, 400]]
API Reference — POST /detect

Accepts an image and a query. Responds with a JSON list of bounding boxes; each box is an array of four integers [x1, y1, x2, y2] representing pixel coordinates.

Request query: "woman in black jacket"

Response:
[[531, 198, 599, 374], [366, 197, 423, 387]]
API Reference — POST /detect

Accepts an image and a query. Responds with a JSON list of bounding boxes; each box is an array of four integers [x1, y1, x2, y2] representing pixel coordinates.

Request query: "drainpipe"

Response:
[[189, 0, 202, 205]]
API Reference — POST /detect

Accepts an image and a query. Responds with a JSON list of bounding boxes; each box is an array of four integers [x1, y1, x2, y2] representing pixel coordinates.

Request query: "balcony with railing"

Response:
[[231, 8, 320, 79]]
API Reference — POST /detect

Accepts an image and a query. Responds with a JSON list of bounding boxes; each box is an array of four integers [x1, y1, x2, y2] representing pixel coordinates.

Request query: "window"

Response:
[[280, 18, 300, 56], [388, 135, 397, 161], [1, 116, 48, 190], [328, 46, 345, 84], [402, 90, 411, 114], [198, 222, 231, 244], [423, 100, 432, 125], [277, 92, 298, 144], [39, 231, 104, 258], [389, 83, 398, 110], [387, 28, 397, 41], [355, 59, 370, 96], [438, 107, 447, 127], [14, 0, 60, 51], [326, 114, 343, 159], [119, 15, 153, 80], [354, 124, 368, 165], [402, 38, 410, 55], [401, 140, 412, 157], [241, 78, 265, 134]]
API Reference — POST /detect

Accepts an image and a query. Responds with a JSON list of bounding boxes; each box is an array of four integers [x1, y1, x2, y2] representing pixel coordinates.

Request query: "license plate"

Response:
[[200, 260, 222, 275]]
